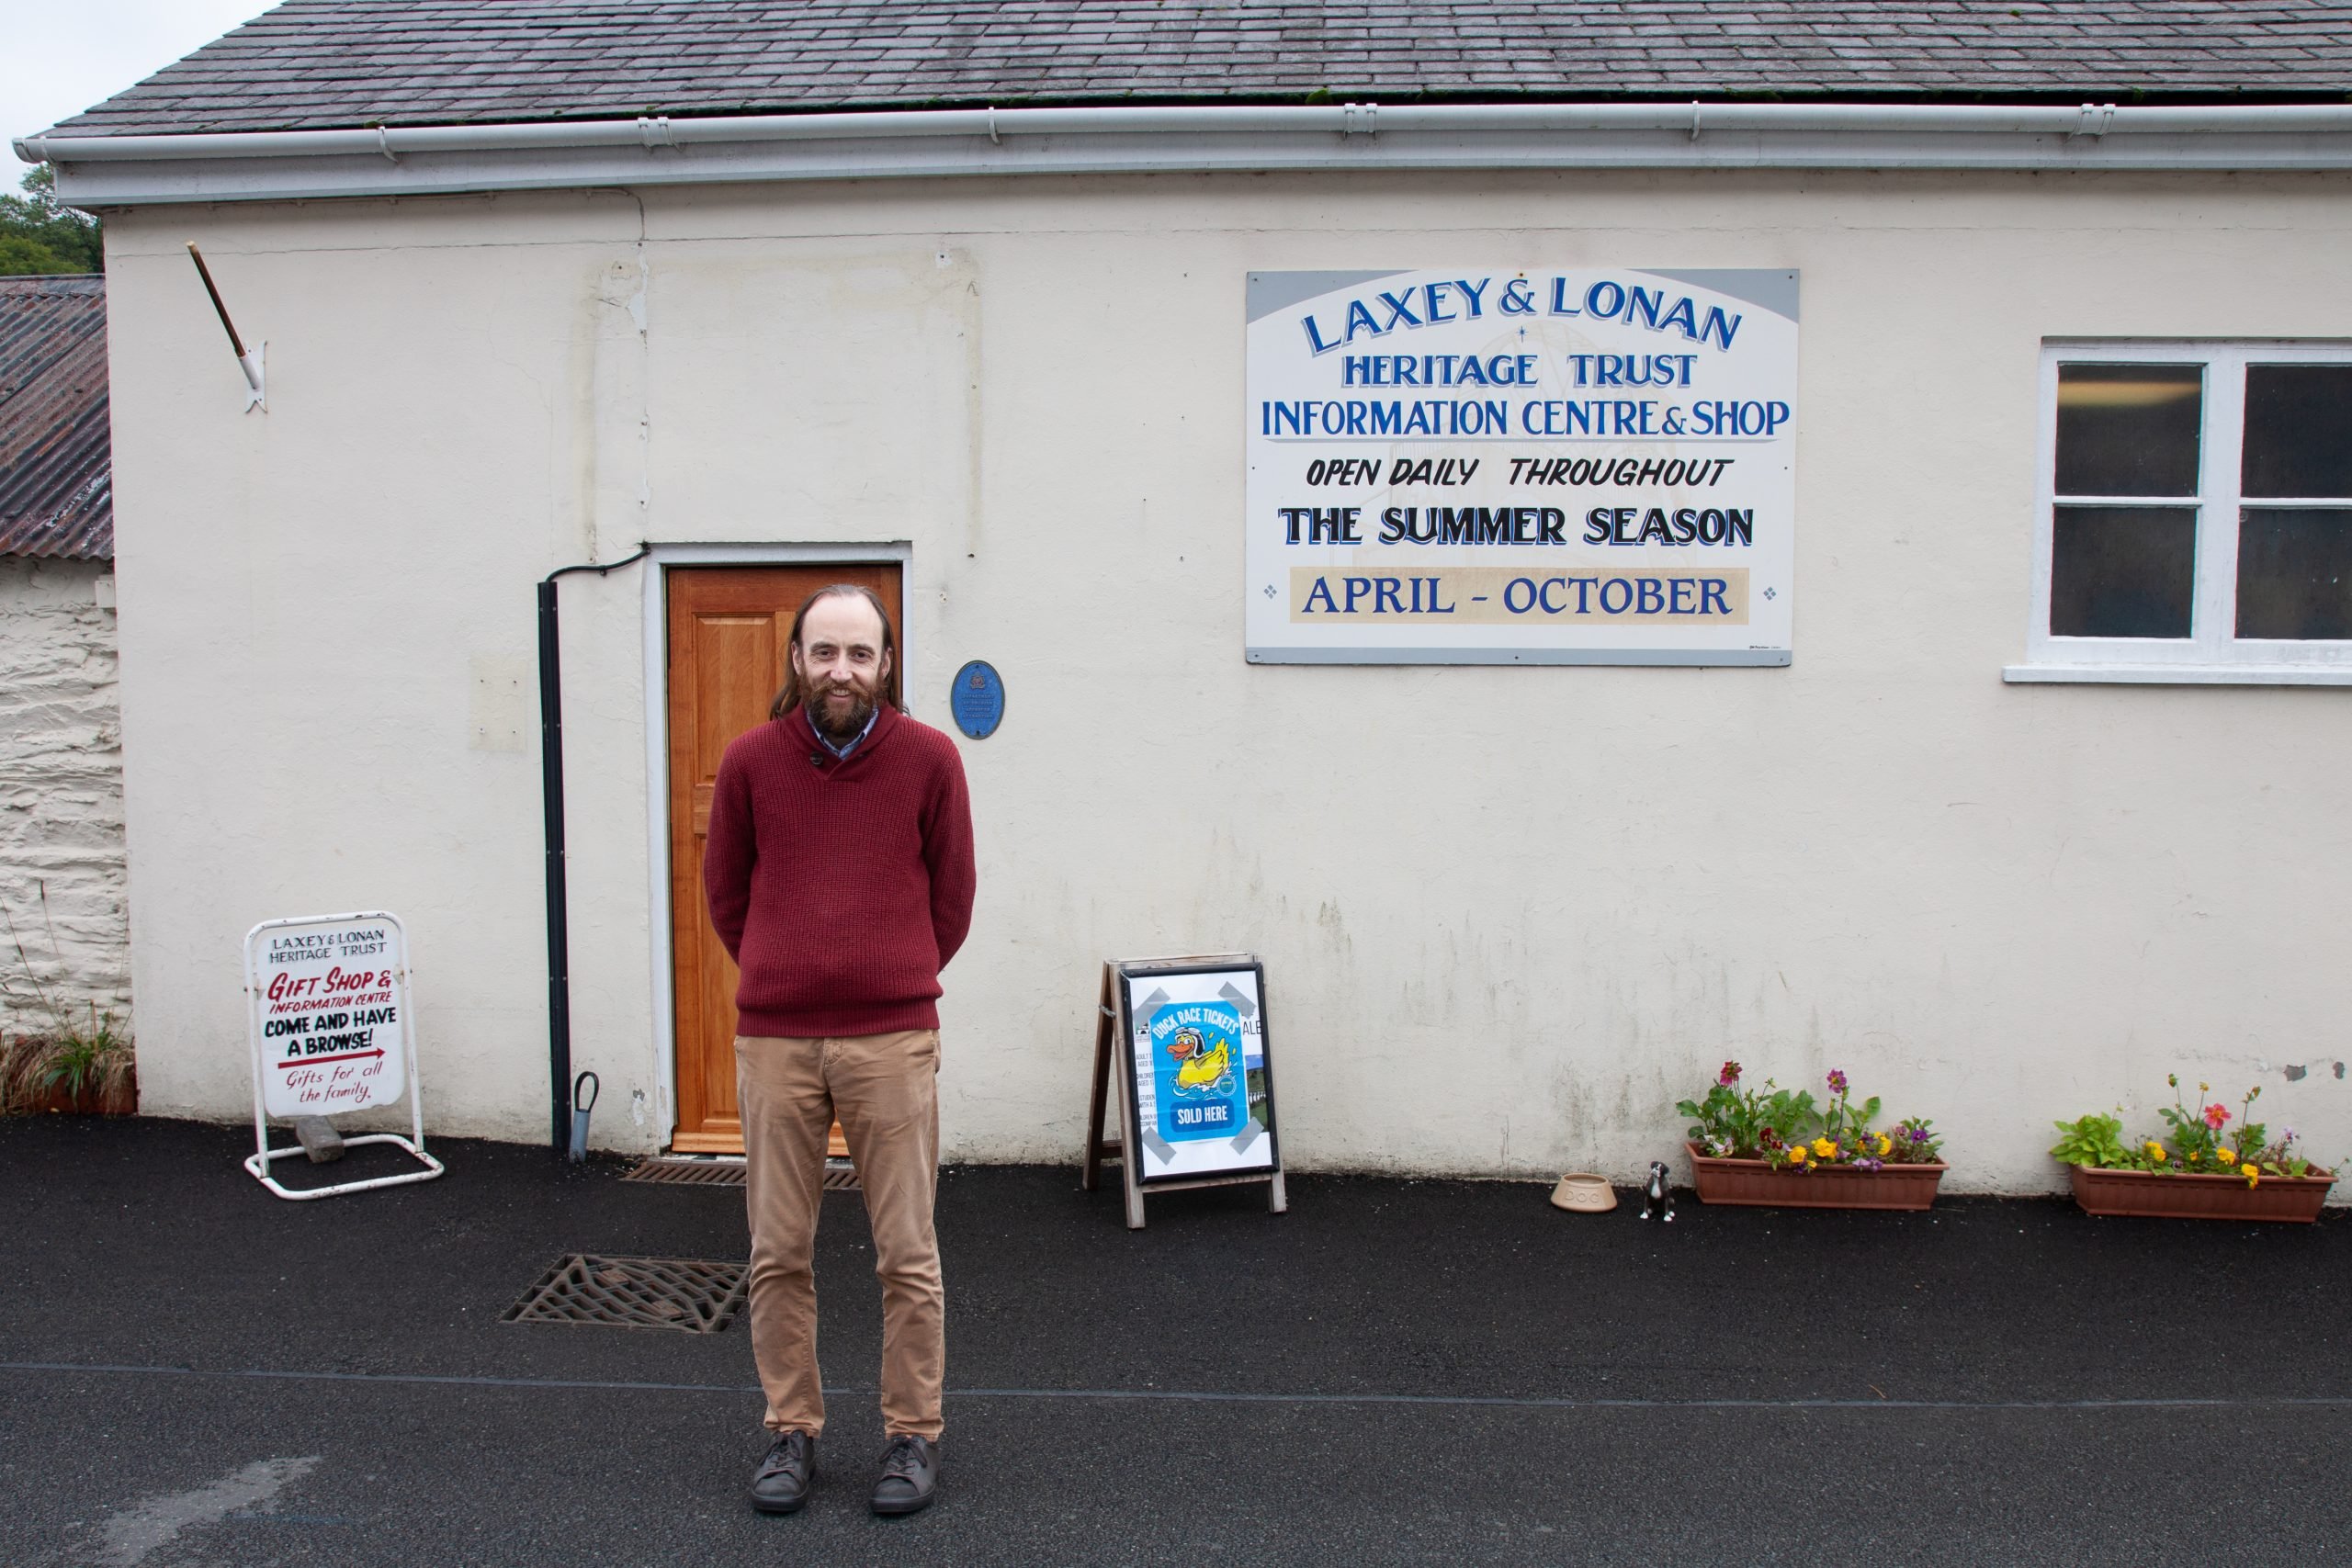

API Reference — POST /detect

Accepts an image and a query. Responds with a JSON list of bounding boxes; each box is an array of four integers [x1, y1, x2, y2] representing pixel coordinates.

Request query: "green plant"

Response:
[[1889, 1117, 1945, 1164], [0, 882, 132, 1112], [1678, 1061, 1817, 1158], [2050, 1111, 2138, 1170], [1679, 1063, 1941, 1171], [2051, 1077, 2329, 1186], [35, 1008, 133, 1101]]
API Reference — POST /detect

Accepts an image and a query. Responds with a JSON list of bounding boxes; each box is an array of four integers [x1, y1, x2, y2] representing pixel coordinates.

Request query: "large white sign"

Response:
[[1244, 268, 1798, 665], [247, 913, 411, 1117]]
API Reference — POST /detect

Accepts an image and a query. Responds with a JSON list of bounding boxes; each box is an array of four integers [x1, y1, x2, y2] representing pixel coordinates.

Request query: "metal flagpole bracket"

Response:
[[236, 343, 265, 412], [243, 910, 445, 1200]]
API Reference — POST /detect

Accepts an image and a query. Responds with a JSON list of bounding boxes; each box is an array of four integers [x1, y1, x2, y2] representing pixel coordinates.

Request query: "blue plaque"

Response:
[[949, 660, 1004, 739]]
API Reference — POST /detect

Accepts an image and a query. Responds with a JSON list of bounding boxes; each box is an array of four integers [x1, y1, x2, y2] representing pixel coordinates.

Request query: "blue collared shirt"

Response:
[[811, 705, 878, 761]]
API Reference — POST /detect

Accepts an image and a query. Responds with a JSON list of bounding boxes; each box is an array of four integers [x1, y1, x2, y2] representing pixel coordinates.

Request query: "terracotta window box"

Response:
[[2067, 1163, 2335, 1224], [18, 1069, 137, 1117], [1684, 1140, 1947, 1212]]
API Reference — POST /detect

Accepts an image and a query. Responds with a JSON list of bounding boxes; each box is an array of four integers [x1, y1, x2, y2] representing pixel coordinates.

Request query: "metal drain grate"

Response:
[[622, 1157, 859, 1191], [623, 1157, 745, 1188], [502, 1255, 748, 1333]]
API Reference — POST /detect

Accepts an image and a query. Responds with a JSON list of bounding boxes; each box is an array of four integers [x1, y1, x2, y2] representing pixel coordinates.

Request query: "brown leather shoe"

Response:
[[869, 1433, 938, 1516], [750, 1430, 816, 1514]]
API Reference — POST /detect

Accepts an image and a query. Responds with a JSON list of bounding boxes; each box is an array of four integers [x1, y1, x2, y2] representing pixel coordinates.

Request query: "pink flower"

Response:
[[1719, 1061, 1741, 1086], [2204, 1103, 2231, 1130], [1826, 1069, 1849, 1096]]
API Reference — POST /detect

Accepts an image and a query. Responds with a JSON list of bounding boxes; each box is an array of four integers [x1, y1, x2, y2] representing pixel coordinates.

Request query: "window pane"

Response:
[[2050, 505, 2197, 637], [2055, 363, 2201, 497], [2243, 366, 2352, 499], [2237, 507, 2352, 640]]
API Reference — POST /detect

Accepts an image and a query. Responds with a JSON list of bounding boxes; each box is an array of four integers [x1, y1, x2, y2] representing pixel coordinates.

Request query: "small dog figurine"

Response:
[[1638, 1160, 1677, 1223]]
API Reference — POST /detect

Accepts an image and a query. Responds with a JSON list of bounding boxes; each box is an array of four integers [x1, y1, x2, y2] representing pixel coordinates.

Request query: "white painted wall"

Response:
[[100, 168, 2352, 1190], [0, 556, 129, 1038]]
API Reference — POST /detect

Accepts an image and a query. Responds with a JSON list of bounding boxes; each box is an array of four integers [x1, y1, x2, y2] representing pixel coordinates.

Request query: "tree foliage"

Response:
[[0, 165, 102, 275]]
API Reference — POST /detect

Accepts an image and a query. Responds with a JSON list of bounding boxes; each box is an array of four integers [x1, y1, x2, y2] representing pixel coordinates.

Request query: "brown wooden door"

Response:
[[665, 563, 904, 1153]]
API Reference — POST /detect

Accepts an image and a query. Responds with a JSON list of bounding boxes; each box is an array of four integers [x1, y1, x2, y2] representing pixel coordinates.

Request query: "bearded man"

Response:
[[703, 583, 975, 1518]]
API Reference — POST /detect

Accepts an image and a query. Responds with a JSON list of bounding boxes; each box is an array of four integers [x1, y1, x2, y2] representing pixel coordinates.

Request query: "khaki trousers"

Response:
[[736, 1028, 944, 1440]]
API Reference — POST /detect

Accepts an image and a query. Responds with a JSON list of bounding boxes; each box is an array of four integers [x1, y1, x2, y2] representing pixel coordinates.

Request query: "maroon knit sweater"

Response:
[[702, 704, 976, 1037]]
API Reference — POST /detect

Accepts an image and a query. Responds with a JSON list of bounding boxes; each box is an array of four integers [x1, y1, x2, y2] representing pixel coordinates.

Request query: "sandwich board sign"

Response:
[[1082, 954, 1285, 1229], [243, 911, 444, 1200]]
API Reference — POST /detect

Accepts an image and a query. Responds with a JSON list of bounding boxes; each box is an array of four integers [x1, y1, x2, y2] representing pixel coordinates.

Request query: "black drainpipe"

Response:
[[539, 545, 652, 1154]]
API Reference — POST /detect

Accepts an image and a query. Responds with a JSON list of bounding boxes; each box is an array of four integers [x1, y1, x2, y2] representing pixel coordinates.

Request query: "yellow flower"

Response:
[[2145, 1142, 2167, 1163], [1786, 1146, 1808, 1167], [2245, 1168, 2260, 1188], [1813, 1137, 1838, 1159], [1876, 1134, 1894, 1157], [2217, 1147, 2236, 1166]]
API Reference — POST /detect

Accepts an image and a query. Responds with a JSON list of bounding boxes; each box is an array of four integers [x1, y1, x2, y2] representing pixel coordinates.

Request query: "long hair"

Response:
[[770, 583, 904, 719]]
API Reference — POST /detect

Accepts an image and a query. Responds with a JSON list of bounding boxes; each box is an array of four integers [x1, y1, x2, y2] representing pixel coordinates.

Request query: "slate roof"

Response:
[[39, 0, 2352, 139], [0, 276, 110, 561]]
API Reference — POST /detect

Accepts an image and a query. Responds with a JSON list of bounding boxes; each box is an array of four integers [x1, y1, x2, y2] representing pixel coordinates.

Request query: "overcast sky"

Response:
[[6, 0, 273, 168]]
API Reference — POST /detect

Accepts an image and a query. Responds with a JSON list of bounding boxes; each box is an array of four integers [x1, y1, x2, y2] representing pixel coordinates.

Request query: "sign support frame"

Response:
[[243, 910, 446, 1201], [1082, 953, 1287, 1230]]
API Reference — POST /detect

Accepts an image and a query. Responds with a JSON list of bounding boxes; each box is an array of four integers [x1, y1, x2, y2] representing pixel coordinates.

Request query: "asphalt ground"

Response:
[[4, 1116, 2349, 1567]]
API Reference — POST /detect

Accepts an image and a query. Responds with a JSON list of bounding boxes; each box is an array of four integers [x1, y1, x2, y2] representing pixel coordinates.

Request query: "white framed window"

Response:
[[2007, 340, 2352, 685]]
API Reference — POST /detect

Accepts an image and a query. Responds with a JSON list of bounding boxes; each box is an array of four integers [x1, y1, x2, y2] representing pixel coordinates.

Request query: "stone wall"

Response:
[[0, 556, 128, 1039]]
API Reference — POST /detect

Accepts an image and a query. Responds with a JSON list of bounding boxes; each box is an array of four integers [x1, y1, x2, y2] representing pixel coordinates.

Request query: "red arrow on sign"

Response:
[[277, 1049, 385, 1069]]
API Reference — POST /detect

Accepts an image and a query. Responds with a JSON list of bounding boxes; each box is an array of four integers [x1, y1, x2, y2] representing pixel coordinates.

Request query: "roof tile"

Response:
[[33, 0, 2352, 137]]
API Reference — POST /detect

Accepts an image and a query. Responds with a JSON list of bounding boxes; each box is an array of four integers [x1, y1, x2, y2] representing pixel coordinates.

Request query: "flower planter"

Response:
[[1685, 1141, 1946, 1211], [2067, 1163, 2335, 1224], [22, 1067, 137, 1117]]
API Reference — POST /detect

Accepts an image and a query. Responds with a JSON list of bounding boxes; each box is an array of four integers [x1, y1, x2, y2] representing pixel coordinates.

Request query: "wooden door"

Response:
[[666, 564, 904, 1153]]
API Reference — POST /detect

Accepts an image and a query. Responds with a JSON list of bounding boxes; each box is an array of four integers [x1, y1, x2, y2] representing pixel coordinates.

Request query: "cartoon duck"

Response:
[[1165, 1026, 1234, 1094]]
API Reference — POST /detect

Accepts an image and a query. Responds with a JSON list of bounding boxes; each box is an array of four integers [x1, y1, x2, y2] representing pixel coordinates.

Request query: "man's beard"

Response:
[[808, 681, 876, 742]]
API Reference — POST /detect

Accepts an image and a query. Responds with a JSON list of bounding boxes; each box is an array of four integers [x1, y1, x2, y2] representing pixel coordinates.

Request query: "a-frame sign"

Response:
[[1083, 953, 1286, 1229]]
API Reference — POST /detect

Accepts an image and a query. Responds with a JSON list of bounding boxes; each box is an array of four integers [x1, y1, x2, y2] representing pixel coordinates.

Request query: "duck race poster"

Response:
[[1148, 1001, 1249, 1144], [1123, 963, 1277, 1183]]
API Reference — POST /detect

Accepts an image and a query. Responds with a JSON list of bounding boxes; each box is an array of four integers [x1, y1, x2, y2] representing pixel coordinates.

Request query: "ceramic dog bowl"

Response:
[[1549, 1172, 1617, 1213]]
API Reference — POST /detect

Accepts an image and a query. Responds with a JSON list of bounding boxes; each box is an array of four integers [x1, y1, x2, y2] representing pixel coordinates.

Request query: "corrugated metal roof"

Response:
[[0, 276, 111, 562], [36, 0, 2352, 139]]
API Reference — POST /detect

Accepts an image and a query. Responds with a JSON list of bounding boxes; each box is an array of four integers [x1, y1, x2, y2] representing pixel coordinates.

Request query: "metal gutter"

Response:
[[21, 100, 2352, 205]]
